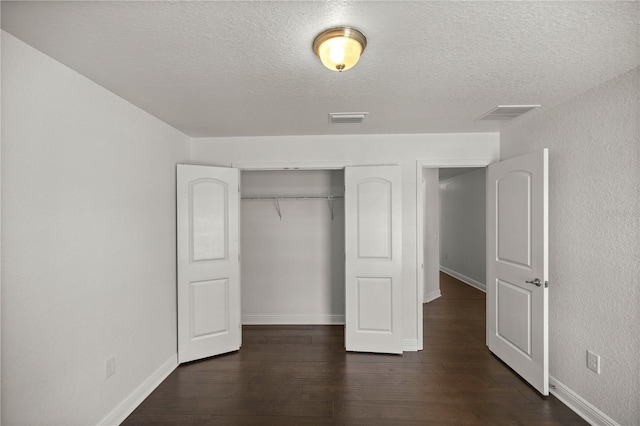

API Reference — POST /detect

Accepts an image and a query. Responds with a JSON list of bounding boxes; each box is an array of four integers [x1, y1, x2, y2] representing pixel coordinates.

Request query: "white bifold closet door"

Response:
[[344, 165, 403, 355], [177, 164, 404, 362], [176, 164, 241, 363]]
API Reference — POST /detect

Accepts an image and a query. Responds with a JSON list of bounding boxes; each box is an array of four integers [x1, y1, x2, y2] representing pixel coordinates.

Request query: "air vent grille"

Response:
[[329, 112, 368, 124], [476, 105, 540, 121]]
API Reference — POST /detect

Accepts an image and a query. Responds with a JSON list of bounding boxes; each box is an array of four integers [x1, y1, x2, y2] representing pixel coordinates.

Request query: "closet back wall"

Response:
[[240, 170, 345, 324]]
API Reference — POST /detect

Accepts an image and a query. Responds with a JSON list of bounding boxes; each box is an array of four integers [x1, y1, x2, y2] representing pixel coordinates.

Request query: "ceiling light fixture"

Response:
[[313, 27, 367, 72]]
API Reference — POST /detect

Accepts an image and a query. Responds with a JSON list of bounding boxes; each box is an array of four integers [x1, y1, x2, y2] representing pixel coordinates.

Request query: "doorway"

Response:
[[415, 160, 490, 348], [437, 167, 487, 293], [420, 166, 486, 301], [239, 169, 346, 325]]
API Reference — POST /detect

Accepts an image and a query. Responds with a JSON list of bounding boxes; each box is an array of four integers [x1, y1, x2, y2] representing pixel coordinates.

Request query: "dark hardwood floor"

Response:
[[123, 273, 587, 425]]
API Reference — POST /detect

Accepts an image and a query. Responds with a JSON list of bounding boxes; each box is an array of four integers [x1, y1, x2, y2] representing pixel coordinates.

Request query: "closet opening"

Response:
[[239, 170, 346, 328]]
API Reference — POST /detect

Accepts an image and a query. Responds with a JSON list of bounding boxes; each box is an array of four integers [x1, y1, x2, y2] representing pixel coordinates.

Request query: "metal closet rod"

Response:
[[240, 195, 344, 200]]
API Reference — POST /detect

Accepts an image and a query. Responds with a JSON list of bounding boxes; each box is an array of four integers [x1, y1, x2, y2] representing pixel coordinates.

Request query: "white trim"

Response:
[[403, 338, 419, 352], [232, 161, 352, 170], [99, 354, 177, 426], [424, 289, 442, 303], [415, 166, 424, 350], [416, 159, 492, 352], [549, 376, 621, 426], [242, 314, 345, 325], [440, 266, 486, 292]]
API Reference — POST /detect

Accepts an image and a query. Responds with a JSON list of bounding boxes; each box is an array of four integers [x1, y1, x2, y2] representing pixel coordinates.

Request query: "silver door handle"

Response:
[[525, 278, 542, 287]]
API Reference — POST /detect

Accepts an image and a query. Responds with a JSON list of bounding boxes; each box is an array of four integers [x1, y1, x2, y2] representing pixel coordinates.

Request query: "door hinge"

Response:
[[545, 280, 549, 288]]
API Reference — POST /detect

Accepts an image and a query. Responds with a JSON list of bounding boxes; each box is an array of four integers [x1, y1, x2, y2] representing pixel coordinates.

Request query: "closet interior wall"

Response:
[[240, 170, 346, 325]]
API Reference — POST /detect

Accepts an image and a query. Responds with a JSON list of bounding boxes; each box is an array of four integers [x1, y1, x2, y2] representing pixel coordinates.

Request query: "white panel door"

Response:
[[487, 149, 548, 394], [177, 164, 241, 363], [345, 166, 403, 354]]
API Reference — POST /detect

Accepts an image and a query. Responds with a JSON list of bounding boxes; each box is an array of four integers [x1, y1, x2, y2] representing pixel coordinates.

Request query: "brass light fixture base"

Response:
[[313, 27, 367, 72]]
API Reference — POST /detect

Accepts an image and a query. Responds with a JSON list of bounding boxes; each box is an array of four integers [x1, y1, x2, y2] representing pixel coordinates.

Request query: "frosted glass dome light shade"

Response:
[[313, 27, 367, 72]]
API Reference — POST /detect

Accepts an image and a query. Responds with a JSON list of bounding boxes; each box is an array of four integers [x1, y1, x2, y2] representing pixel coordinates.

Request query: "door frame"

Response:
[[415, 159, 492, 350]]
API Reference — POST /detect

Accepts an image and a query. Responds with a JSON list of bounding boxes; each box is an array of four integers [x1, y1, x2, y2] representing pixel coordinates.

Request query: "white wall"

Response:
[[1, 32, 190, 425], [241, 170, 345, 324], [501, 67, 640, 425], [439, 168, 486, 290], [422, 169, 440, 302], [192, 133, 499, 349]]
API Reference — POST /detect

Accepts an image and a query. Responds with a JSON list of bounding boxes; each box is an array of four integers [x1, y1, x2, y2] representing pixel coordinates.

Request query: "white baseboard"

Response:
[[549, 376, 620, 426], [403, 338, 419, 352], [440, 266, 486, 292], [99, 354, 177, 426], [424, 289, 442, 303], [242, 314, 345, 325]]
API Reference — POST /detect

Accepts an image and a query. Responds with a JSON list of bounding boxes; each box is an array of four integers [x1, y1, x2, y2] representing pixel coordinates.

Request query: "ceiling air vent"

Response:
[[329, 112, 368, 124], [476, 105, 540, 121]]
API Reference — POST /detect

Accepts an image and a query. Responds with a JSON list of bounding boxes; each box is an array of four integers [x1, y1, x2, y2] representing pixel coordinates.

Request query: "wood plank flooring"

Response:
[[123, 273, 587, 425]]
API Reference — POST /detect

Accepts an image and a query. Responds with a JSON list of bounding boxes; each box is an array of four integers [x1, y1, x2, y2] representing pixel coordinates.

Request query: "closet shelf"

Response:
[[241, 195, 343, 220]]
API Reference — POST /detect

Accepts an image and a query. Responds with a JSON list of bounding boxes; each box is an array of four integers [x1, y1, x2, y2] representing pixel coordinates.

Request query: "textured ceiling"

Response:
[[2, 1, 639, 138]]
